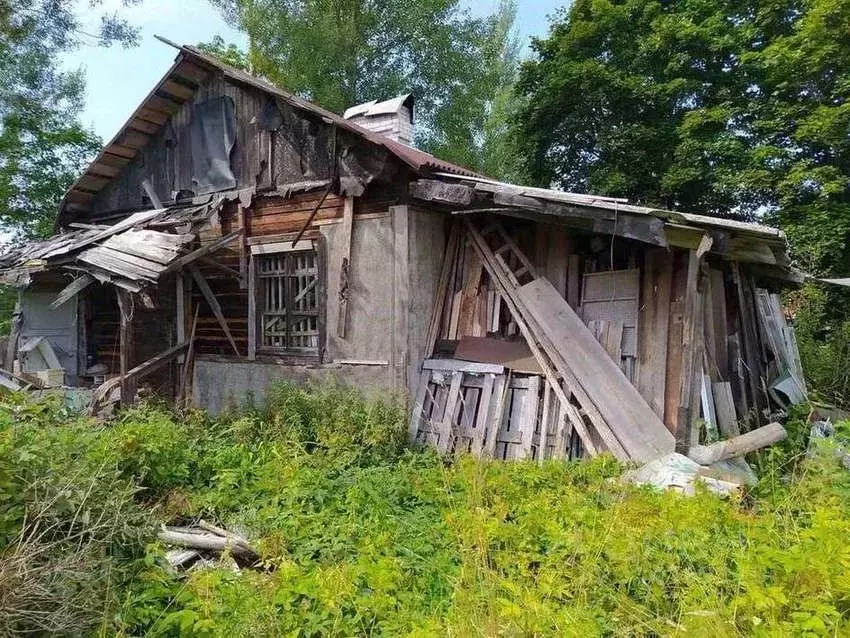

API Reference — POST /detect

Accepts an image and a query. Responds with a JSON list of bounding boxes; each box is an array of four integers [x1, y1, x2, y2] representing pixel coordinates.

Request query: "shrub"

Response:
[[792, 283, 850, 407], [4, 389, 850, 636], [0, 395, 152, 635]]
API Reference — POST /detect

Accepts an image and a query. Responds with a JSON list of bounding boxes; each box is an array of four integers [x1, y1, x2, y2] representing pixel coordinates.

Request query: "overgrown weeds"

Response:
[[1, 383, 849, 636]]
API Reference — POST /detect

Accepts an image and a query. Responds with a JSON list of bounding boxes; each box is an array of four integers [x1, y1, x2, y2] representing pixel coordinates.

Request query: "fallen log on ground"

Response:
[[157, 527, 259, 561], [687, 422, 787, 465]]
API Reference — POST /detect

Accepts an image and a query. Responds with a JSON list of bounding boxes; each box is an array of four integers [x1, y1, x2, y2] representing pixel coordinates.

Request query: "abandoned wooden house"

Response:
[[0, 41, 806, 463]]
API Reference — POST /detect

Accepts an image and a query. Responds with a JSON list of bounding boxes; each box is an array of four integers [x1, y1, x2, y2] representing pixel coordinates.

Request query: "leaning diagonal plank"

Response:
[[517, 278, 675, 462], [465, 221, 616, 458]]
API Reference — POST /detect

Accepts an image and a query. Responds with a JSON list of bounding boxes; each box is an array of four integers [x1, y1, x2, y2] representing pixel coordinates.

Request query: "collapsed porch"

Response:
[[408, 179, 806, 464]]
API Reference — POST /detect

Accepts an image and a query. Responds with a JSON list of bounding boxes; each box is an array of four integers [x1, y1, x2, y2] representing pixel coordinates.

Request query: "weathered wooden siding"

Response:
[[87, 75, 340, 219]]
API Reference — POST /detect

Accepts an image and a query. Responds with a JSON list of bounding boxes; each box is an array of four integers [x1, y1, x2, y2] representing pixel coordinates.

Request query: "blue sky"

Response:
[[66, 0, 568, 141]]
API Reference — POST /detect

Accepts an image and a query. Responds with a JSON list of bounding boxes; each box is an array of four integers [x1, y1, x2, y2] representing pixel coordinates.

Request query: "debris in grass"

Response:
[[159, 520, 260, 570], [622, 452, 745, 497]]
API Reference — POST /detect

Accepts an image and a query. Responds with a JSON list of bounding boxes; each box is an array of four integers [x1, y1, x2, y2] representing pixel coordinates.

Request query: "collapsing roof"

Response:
[[411, 174, 799, 282], [0, 202, 218, 293]]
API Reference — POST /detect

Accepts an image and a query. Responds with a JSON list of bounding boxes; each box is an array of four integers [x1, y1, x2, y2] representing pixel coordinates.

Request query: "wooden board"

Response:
[[581, 269, 639, 357], [636, 248, 672, 418], [410, 363, 544, 460], [518, 277, 674, 462], [453, 336, 543, 374]]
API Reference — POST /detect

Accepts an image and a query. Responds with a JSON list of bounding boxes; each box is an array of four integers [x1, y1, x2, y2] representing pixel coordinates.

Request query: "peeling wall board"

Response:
[[708, 268, 729, 379], [713, 381, 739, 437], [663, 251, 688, 433], [732, 263, 764, 420], [637, 248, 672, 419]]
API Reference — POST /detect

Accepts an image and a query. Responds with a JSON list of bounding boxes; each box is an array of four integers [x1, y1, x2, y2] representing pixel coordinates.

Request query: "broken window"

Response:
[[254, 246, 323, 356]]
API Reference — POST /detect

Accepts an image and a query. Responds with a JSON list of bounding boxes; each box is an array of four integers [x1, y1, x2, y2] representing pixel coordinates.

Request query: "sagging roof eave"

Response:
[[430, 172, 785, 242]]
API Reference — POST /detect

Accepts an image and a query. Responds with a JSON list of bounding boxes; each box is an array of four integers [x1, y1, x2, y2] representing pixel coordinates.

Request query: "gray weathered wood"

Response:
[[517, 277, 675, 462], [437, 372, 463, 453], [410, 179, 474, 206], [337, 196, 354, 338], [517, 374, 540, 459], [162, 229, 244, 275], [51, 274, 95, 309], [92, 340, 191, 412], [188, 263, 240, 356], [688, 422, 786, 465], [423, 359, 504, 374], [637, 248, 672, 418], [713, 381, 739, 437], [247, 253, 257, 361], [424, 223, 460, 357], [409, 369, 432, 443], [464, 219, 606, 458], [157, 529, 259, 559]]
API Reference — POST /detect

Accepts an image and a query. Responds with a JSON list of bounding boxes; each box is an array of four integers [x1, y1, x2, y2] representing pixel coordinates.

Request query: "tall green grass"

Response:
[[1, 384, 849, 636]]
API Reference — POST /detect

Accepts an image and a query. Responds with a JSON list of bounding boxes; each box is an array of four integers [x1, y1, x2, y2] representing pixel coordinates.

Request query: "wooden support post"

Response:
[[176, 273, 186, 353], [733, 263, 765, 425], [188, 263, 240, 357], [237, 203, 248, 289], [247, 253, 256, 361], [4, 298, 22, 372], [116, 289, 135, 406], [676, 235, 711, 450], [337, 196, 354, 339]]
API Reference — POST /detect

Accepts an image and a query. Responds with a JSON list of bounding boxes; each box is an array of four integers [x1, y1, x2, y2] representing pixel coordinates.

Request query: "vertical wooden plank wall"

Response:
[[636, 248, 673, 418]]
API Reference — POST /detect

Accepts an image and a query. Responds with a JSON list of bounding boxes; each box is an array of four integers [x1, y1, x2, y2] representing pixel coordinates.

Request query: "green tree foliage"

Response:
[[515, 0, 850, 276], [206, 0, 522, 178], [0, 1, 140, 240]]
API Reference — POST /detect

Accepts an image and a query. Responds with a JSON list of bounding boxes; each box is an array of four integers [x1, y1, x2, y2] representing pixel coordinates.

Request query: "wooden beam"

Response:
[[188, 264, 240, 357], [291, 185, 332, 247], [424, 223, 461, 357], [3, 299, 21, 372], [464, 220, 609, 458], [116, 289, 135, 406], [337, 196, 354, 339], [236, 203, 248, 289], [688, 422, 786, 465], [141, 178, 163, 208], [410, 179, 474, 206], [162, 229, 243, 274], [50, 274, 95, 309], [248, 253, 257, 361], [92, 341, 191, 412]]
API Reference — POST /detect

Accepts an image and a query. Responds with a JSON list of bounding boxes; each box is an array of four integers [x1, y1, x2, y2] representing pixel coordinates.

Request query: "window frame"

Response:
[[249, 236, 326, 362]]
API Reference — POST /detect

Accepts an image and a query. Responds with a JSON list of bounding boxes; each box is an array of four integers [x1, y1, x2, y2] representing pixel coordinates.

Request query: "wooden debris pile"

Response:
[[412, 214, 803, 467], [159, 520, 260, 571]]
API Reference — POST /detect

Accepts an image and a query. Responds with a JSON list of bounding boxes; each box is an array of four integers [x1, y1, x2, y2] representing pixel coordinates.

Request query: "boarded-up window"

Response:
[[256, 249, 321, 354]]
